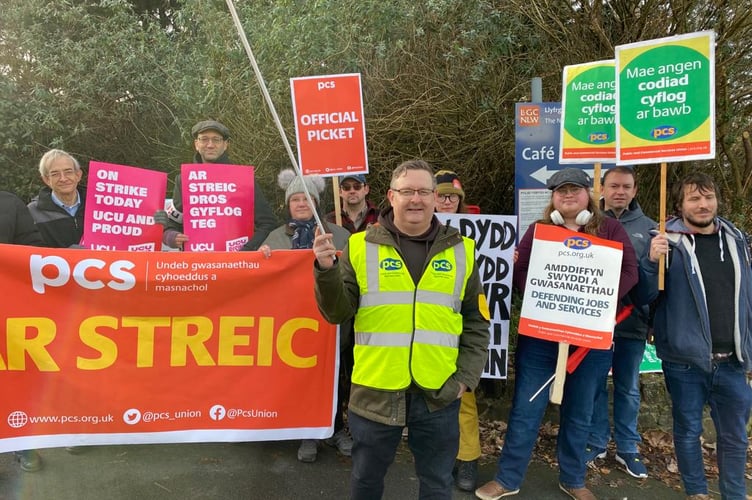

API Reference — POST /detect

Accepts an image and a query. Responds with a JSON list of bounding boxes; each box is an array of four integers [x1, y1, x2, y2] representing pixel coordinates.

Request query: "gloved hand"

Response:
[[154, 210, 168, 227]]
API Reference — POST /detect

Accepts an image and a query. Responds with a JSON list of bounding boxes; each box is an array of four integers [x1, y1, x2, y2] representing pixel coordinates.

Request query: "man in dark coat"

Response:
[[0, 191, 45, 246], [161, 120, 277, 250], [0, 190, 45, 472]]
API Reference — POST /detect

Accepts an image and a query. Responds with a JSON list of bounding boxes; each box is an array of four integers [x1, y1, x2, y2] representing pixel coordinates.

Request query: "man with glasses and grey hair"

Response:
[[23, 148, 86, 470], [28, 149, 86, 248], [313, 159, 490, 499], [326, 173, 379, 234], [160, 119, 277, 251]]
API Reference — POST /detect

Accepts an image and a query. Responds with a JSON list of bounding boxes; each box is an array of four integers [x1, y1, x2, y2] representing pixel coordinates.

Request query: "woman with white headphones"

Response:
[[545, 168, 597, 231], [477, 168, 638, 500]]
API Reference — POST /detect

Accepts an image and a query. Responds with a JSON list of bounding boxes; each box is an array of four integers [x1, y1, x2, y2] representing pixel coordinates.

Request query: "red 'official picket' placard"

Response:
[[291, 73, 368, 177]]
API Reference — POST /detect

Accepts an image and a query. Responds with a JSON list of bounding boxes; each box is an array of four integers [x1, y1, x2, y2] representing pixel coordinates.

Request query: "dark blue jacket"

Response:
[[602, 199, 657, 340], [27, 187, 86, 248], [638, 216, 752, 372]]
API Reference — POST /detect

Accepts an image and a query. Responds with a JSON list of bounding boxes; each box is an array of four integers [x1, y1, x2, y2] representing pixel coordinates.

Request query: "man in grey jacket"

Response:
[[585, 166, 656, 478], [312, 159, 489, 500], [642, 172, 752, 500]]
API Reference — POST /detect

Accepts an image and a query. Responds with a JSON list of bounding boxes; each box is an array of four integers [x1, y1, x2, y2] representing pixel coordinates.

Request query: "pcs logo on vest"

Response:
[[432, 259, 453, 272], [379, 258, 403, 271]]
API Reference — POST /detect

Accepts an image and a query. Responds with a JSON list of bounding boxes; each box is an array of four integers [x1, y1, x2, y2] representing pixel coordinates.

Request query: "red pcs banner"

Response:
[[0, 245, 338, 452]]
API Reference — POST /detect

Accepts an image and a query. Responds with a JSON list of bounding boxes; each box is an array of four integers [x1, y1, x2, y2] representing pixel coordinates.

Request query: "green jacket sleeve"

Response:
[[313, 241, 359, 325]]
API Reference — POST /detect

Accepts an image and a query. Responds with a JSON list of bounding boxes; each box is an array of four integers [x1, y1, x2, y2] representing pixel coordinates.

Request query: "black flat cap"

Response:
[[191, 120, 230, 139], [547, 168, 591, 190]]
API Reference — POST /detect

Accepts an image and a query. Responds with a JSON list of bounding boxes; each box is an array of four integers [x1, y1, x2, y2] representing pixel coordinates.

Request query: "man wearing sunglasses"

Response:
[[326, 174, 379, 234]]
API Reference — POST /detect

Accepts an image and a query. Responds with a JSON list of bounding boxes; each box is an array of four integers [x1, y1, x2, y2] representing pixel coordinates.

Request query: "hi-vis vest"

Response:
[[348, 232, 475, 390]]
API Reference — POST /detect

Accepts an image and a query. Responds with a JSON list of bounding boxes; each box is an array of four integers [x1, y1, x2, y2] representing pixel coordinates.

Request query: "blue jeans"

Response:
[[348, 394, 460, 500], [493, 336, 612, 490], [588, 338, 645, 453], [662, 358, 751, 499]]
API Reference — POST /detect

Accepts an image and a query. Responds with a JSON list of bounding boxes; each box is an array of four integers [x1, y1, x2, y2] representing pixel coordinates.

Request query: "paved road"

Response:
[[0, 440, 721, 499]]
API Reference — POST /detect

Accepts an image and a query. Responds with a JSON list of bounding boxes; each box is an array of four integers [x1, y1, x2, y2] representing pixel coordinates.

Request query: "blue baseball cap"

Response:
[[339, 174, 367, 184]]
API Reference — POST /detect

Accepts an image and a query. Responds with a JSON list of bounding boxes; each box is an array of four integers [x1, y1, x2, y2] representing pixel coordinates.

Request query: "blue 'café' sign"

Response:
[[514, 102, 600, 238], [514, 102, 593, 191]]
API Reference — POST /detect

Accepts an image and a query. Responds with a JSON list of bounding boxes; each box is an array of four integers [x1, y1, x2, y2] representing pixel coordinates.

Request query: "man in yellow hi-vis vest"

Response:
[[313, 159, 490, 500]]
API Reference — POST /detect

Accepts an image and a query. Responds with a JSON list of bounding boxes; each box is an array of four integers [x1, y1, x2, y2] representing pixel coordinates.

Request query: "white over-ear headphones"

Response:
[[550, 209, 592, 226]]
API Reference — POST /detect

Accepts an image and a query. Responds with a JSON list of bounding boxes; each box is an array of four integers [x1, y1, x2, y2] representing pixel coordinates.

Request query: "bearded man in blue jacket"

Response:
[[640, 172, 752, 500]]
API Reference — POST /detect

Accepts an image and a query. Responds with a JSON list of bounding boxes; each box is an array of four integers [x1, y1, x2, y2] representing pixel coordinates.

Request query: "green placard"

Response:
[[615, 31, 715, 164], [619, 46, 710, 141], [563, 65, 616, 143], [639, 343, 662, 373], [560, 60, 616, 163]]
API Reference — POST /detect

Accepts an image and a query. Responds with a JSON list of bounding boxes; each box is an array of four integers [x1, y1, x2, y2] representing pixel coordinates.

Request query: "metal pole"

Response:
[[224, 0, 323, 230], [531, 77, 543, 103]]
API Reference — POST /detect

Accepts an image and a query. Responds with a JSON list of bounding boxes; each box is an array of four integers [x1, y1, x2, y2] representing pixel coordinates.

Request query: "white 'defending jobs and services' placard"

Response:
[[518, 224, 623, 349]]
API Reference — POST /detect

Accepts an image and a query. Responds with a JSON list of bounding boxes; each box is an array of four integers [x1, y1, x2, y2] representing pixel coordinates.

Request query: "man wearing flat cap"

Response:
[[161, 120, 278, 250], [325, 173, 379, 234]]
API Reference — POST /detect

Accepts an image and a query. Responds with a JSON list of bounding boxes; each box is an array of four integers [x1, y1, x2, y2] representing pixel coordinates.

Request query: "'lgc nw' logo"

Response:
[[380, 258, 402, 271], [432, 259, 452, 272]]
